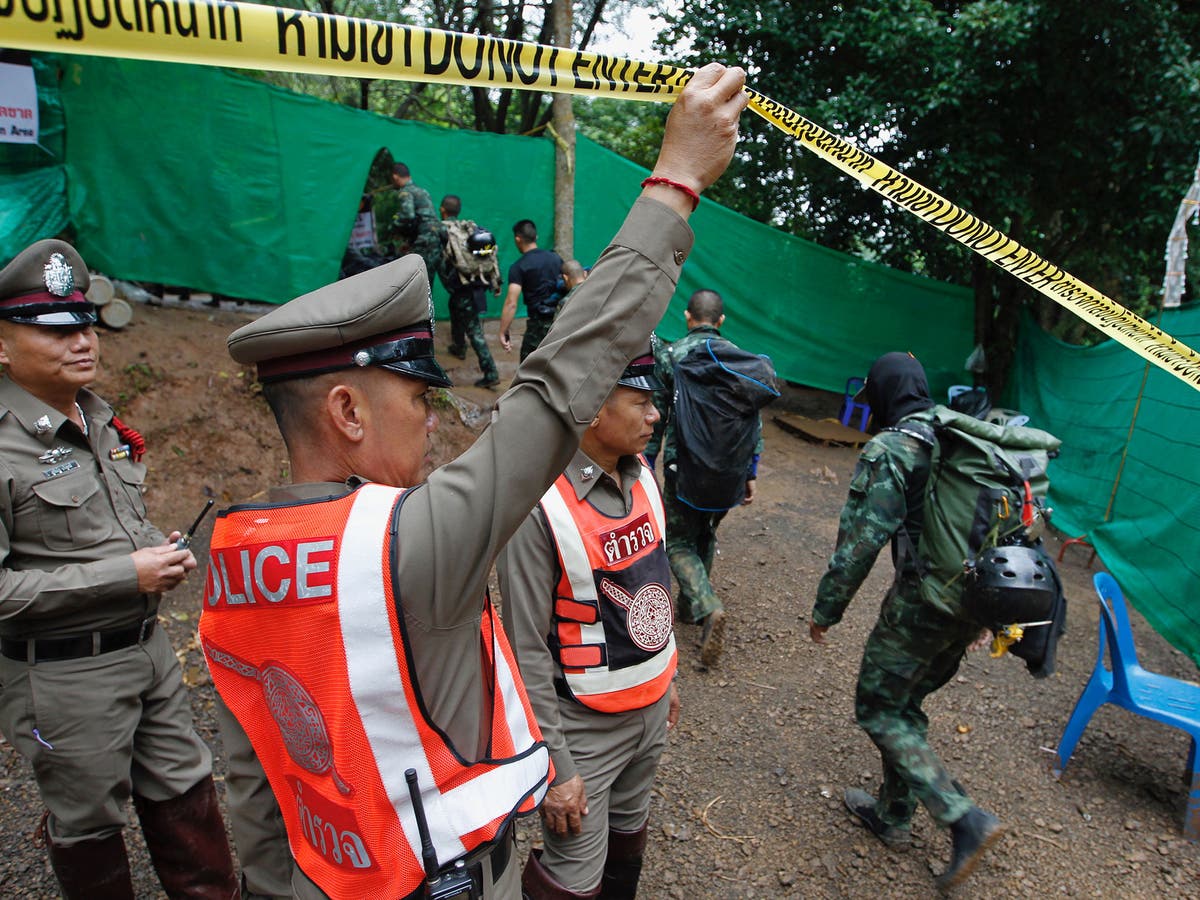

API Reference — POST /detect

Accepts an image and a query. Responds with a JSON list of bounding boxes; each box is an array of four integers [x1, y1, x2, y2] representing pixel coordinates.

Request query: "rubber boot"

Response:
[[47, 831, 135, 899], [599, 825, 648, 899], [935, 805, 1004, 892], [699, 609, 727, 667], [134, 776, 239, 899], [843, 788, 912, 850], [522, 848, 602, 899]]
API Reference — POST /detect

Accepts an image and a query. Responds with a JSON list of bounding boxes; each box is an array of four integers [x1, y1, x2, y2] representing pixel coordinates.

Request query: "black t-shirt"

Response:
[[507, 248, 564, 318]]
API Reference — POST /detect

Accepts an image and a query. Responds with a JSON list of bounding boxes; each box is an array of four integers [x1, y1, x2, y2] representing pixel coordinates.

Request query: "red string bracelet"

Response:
[[640, 176, 700, 211]]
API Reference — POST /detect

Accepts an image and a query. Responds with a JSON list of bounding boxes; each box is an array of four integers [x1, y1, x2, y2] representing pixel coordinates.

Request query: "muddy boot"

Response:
[[599, 825, 648, 899], [47, 831, 135, 899], [935, 806, 1004, 892], [699, 609, 727, 667], [843, 788, 912, 850], [134, 776, 239, 899], [522, 848, 602, 899]]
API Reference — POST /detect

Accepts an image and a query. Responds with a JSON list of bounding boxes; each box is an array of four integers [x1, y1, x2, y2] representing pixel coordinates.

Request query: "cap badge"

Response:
[[43, 253, 75, 297], [38, 446, 73, 464], [353, 350, 372, 367], [34, 415, 53, 435]]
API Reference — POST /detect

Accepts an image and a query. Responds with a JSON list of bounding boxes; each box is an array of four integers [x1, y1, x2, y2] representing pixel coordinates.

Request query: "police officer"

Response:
[[203, 63, 749, 900], [809, 352, 1003, 892], [498, 347, 678, 899], [0, 240, 238, 898]]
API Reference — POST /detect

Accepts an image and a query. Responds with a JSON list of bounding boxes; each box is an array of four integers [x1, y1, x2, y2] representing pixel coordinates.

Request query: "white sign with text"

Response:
[[0, 63, 38, 144]]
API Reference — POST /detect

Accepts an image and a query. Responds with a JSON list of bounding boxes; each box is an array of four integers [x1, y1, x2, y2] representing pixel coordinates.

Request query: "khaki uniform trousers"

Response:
[[541, 690, 670, 892], [0, 626, 211, 843]]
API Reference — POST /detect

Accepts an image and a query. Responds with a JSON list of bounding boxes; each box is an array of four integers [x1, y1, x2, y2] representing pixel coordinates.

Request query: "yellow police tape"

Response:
[[5, 1, 1200, 390]]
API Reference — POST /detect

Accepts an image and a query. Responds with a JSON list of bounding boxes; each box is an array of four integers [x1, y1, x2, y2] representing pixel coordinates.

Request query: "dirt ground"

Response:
[[2, 299, 1199, 898]]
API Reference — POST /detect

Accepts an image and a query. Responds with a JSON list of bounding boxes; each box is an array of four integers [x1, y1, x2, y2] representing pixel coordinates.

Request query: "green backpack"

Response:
[[441, 219, 499, 289], [891, 406, 1062, 623]]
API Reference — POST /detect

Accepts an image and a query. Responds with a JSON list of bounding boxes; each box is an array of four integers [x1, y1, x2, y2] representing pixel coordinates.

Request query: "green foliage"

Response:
[[658, 0, 1200, 374], [574, 96, 667, 170]]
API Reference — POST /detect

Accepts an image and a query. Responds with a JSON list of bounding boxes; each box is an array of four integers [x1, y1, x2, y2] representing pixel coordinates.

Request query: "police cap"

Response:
[[227, 254, 450, 388], [0, 239, 97, 327], [616, 340, 664, 392]]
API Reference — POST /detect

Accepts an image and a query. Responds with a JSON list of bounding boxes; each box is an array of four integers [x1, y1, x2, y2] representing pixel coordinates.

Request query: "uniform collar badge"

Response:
[[34, 415, 53, 435], [38, 446, 73, 464], [43, 252, 75, 297], [580, 465, 595, 481]]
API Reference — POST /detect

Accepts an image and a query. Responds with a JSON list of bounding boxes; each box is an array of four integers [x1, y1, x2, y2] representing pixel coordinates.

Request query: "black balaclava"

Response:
[[864, 352, 934, 428]]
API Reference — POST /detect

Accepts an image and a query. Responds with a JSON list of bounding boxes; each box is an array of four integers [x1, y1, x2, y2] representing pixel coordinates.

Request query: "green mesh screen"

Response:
[[1010, 307, 1200, 668]]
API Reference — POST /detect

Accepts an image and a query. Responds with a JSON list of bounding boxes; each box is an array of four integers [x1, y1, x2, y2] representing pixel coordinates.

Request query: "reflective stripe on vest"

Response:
[[540, 463, 677, 712], [200, 483, 550, 898]]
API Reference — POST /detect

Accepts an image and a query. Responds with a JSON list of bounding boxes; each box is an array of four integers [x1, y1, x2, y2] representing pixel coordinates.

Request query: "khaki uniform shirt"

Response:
[[496, 449, 646, 785], [0, 379, 159, 637]]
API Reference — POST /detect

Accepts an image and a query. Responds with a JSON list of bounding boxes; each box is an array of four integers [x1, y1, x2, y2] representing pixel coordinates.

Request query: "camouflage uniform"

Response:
[[447, 289, 498, 382], [519, 317, 556, 362], [813, 411, 981, 830], [383, 182, 444, 284], [649, 325, 762, 624]]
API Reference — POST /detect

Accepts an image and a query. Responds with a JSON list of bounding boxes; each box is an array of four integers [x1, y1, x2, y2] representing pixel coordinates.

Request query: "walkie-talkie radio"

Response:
[[405, 769, 479, 900]]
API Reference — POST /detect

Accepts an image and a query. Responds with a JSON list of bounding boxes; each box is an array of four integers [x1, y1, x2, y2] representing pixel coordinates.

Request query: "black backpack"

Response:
[[671, 338, 779, 512]]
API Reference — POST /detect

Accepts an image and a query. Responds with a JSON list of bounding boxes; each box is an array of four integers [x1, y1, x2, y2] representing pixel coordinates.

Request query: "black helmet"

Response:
[[467, 228, 497, 257], [964, 545, 1057, 626]]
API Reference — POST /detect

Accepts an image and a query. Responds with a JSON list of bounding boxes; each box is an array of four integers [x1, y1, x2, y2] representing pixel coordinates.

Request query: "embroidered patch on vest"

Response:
[[598, 512, 657, 565], [599, 578, 673, 652], [204, 640, 353, 795]]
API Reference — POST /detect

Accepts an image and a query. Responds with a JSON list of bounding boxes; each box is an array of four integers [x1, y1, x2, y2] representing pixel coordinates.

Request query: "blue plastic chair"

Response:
[[840, 377, 870, 431], [1052, 572, 1200, 840]]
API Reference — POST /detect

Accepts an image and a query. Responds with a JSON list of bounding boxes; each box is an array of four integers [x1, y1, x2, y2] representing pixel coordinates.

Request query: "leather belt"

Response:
[[1, 615, 158, 664]]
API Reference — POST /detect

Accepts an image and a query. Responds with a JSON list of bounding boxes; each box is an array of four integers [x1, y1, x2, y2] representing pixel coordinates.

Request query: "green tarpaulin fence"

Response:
[[1011, 308, 1200, 668], [2, 54, 973, 396]]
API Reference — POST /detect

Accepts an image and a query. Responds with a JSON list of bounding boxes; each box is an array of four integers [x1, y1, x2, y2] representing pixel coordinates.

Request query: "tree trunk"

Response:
[[551, 0, 576, 259]]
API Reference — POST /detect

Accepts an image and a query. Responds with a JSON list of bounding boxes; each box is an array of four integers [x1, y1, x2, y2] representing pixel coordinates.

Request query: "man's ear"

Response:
[[324, 382, 367, 443]]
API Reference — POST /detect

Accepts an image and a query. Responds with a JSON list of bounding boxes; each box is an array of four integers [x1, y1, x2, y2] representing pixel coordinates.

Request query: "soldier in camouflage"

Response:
[[809, 352, 1004, 892], [438, 194, 500, 387], [381, 162, 444, 285], [648, 290, 762, 667]]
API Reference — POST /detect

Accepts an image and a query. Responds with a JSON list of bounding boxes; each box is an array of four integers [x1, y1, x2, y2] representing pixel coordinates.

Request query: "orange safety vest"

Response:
[[540, 462, 677, 713], [198, 483, 550, 898]]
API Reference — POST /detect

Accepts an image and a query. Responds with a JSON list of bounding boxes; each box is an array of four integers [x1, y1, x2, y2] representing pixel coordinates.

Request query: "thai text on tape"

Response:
[[4, 0, 1198, 389]]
